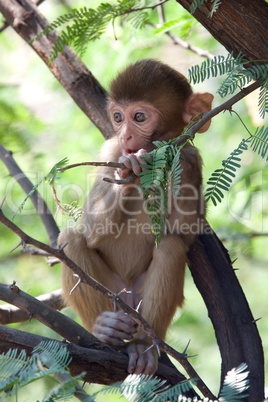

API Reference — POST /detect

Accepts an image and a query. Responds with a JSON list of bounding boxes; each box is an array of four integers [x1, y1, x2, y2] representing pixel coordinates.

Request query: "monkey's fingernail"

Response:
[[124, 335, 132, 340]]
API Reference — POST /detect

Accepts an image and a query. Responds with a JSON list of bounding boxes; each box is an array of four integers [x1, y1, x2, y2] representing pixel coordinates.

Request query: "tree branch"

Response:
[[0, 288, 64, 324], [0, 144, 59, 246], [0, 207, 214, 399], [174, 78, 265, 147], [0, 283, 99, 346], [188, 224, 265, 402], [0, 0, 112, 137], [176, 0, 268, 62], [0, 324, 194, 387], [154, 2, 213, 59]]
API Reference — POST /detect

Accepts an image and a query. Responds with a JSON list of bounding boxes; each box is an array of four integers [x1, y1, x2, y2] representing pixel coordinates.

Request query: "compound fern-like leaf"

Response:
[[205, 138, 250, 206], [218, 64, 268, 98], [188, 53, 237, 85], [258, 79, 268, 119], [139, 142, 183, 246], [250, 126, 268, 161], [219, 363, 249, 402]]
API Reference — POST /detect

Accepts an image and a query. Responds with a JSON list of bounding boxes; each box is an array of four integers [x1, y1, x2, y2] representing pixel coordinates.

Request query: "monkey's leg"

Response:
[[59, 228, 115, 331], [140, 234, 186, 340], [59, 228, 137, 343]]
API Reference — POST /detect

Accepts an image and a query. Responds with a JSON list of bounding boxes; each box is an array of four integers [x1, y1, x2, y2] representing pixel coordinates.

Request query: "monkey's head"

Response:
[[108, 59, 213, 154]]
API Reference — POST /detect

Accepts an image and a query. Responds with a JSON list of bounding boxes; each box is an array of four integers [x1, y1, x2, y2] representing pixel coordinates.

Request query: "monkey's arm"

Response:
[[82, 137, 126, 241]]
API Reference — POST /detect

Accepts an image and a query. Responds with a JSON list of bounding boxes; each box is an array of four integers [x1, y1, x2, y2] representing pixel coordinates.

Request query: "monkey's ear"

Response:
[[183, 92, 214, 133]]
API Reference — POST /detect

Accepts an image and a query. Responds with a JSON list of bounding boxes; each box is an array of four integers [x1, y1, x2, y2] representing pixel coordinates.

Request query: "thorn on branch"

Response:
[[252, 317, 262, 323], [10, 281, 19, 293], [70, 274, 81, 295], [183, 339, 191, 355], [113, 288, 132, 312], [10, 240, 25, 253], [13, 11, 34, 29]]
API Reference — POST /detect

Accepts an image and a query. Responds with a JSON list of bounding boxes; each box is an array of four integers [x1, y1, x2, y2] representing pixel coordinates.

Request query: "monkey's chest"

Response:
[[97, 209, 155, 282]]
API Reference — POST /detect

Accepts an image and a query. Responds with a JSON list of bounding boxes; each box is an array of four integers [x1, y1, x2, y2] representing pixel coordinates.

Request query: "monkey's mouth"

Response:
[[125, 149, 138, 155]]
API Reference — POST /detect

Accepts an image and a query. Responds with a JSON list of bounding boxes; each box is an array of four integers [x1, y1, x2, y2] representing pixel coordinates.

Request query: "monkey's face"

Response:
[[108, 101, 161, 155]]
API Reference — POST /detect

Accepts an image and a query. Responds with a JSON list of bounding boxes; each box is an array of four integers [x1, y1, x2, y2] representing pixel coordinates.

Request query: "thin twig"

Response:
[[57, 161, 124, 172], [0, 207, 214, 399], [165, 31, 214, 59], [122, 0, 168, 15]]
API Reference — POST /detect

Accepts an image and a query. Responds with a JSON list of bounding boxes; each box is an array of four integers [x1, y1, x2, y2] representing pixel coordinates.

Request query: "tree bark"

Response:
[[188, 225, 264, 399], [0, 0, 265, 400], [0, 144, 59, 247], [176, 0, 268, 61], [0, 325, 190, 387], [0, 0, 112, 138]]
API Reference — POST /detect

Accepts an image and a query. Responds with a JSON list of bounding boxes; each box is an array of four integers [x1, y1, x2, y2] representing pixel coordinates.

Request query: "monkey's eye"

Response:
[[134, 112, 146, 122], [113, 112, 123, 123]]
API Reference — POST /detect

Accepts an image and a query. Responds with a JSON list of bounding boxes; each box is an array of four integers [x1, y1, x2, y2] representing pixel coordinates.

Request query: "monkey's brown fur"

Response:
[[59, 59, 213, 374]]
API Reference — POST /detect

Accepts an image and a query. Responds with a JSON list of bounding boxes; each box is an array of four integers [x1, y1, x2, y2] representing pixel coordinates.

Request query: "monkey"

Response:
[[58, 59, 214, 376]]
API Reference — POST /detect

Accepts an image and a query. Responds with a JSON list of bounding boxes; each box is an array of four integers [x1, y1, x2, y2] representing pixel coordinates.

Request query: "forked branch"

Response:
[[0, 207, 214, 399]]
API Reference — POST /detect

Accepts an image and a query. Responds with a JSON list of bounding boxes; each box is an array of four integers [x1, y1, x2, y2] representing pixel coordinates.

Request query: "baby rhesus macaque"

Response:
[[59, 59, 213, 375]]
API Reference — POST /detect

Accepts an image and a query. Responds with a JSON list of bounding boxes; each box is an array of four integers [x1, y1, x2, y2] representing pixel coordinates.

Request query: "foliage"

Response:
[[0, 85, 44, 152], [139, 140, 182, 246], [187, 53, 268, 207], [190, 0, 222, 16], [219, 363, 249, 401], [0, 343, 250, 402], [0, 340, 81, 401], [13, 157, 69, 218], [258, 78, 268, 119], [205, 127, 268, 206], [154, 9, 195, 38], [31, 0, 153, 60], [188, 53, 268, 118]]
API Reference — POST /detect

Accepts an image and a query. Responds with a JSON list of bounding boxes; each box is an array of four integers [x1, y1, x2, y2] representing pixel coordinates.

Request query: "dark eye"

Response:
[[114, 112, 122, 123], [134, 112, 146, 122]]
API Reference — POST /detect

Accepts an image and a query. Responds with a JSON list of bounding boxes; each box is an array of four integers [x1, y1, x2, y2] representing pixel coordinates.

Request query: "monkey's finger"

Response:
[[97, 334, 125, 347], [127, 154, 142, 176], [126, 344, 139, 374], [118, 156, 132, 170], [98, 311, 137, 331], [94, 325, 132, 346], [93, 316, 136, 340], [119, 154, 141, 175], [136, 149, 151, 163]]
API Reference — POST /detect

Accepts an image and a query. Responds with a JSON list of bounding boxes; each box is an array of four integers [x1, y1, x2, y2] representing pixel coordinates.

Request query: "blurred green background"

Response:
[[0, 0, 267, 400]]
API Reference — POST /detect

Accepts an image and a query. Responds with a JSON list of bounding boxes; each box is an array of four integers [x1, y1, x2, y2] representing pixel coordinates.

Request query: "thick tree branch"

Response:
[[188, 225, 265, 402], [0, 288, 64, 324], [0, 283, 99, 346], [0, 0, 112, 137], [176, 0, 268, 61], [0, 324, 193, 387]]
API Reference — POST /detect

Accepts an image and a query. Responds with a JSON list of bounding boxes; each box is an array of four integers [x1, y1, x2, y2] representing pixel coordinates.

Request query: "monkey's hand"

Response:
[[93, 311, 137, 347], [125, 339, 158, 375], [118, 149, 150, 178]]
